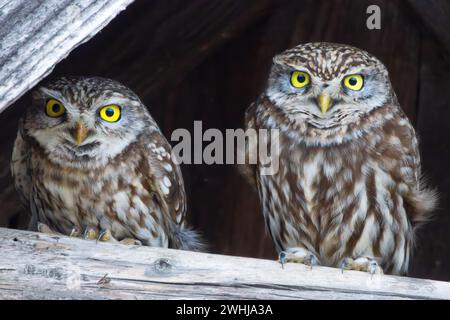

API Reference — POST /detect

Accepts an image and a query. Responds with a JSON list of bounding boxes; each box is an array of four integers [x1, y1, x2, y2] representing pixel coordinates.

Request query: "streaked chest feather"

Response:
[[30, 152, 167, 246], [259, 140, 409, 266]]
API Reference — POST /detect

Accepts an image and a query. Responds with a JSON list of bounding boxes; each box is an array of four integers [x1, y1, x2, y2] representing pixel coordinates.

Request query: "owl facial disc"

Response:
[[25, 77, 148, 168]]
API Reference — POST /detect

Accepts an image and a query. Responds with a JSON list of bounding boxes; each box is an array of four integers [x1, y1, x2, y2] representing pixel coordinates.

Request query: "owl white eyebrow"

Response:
[[37, 88, 81, 114], [284, 64, 311, 74], [91, 97, 135, 109], [38, 88, 67, 103], [341, 66, 371, 77]]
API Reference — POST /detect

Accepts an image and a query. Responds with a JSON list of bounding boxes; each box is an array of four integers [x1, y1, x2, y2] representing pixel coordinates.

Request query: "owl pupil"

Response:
[[349, 78, 357, 86], [52, 104, 60, 113], [106, 108, 114, 117], [298, 74, 306, 83]]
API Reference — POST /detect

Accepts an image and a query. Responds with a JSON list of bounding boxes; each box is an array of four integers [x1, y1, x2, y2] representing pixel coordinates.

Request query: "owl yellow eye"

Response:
[[99, 105, 121, 122], [343, 74, 364, 91], [290, 71, 310, 88], [45, 99, 65, 118]]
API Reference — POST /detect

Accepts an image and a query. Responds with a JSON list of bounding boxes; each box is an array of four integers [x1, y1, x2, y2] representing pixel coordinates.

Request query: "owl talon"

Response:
[[69, 227, 81, 237], [278, 251, 287, 269], [278, 248, 319, 268], [97, 229, 114, 243], [368, 260, 381, 276], [82, 227, 98, 240], [340, 257, 383, 275], [340, 260, 347, 274], [309, 254, 318, 269]]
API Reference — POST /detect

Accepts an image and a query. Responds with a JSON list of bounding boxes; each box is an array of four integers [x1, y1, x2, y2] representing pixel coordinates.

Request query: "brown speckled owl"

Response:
[[11, 76, 204, 251], [242, 43, 437, 275]]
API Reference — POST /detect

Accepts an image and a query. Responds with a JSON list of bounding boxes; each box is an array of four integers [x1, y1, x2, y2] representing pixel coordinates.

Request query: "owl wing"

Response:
[[141, 128, 187, 228], [388, 111, 437, 226], [139, 126, 205, 251]]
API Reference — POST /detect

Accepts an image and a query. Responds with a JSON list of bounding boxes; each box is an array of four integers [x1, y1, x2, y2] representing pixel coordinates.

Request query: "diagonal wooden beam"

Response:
[[0, 0, 134, 114]]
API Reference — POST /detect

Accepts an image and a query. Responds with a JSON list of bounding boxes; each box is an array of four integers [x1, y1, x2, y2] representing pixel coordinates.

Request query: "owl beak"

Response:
[[318, 93, 332, 114], [73, 122, 89, 145]]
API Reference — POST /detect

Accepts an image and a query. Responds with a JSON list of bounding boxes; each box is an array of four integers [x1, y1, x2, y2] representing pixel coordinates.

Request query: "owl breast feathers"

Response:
[[243, 43, 437, 275], [11, 76, 204, 251]]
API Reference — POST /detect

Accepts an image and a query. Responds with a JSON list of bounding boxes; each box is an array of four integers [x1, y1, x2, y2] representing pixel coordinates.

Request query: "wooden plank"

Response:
[[0, 0, 134, 114], [0, 227, 449, 300]]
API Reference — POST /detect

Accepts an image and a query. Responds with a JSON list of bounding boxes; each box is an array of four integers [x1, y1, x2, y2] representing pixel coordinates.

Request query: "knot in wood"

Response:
[[153, 258, 172, 273]]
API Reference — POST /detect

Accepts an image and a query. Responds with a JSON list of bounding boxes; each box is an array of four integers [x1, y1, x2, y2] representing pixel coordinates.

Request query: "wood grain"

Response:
[[0, 0, 134, 113], [0, 227, 449, 300]]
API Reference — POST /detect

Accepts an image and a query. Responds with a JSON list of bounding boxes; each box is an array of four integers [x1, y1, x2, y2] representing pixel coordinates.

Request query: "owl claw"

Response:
[[340, 261, 346, 274], [82, 227, 98, 240], [278, 248, 319, 269], [38, 223, 82, 240], [278, 251, 287, 269], [69, 227, 81, 237], [97, 229, 113, 243], [309, 254, 318, 270], [368, 260, 380, 277], [340, 257, 383, 275]]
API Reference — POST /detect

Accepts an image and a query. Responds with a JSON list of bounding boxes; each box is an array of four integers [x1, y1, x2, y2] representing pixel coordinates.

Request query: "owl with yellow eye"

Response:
[[242, 43, 436, 275], [11, 76, 204, 250]]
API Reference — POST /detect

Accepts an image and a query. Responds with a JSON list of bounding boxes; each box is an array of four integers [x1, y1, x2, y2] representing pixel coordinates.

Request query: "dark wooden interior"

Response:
[[0, 0, 449, 281]]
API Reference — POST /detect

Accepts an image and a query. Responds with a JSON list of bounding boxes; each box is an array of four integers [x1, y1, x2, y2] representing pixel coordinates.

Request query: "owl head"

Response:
[[265, 43, 395, 133], [24, 77, 152, 168]]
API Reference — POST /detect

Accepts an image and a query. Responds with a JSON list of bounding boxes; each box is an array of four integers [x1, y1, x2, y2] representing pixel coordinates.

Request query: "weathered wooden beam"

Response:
[[0, 227, 449, 300], [0, 0, 134, 114]]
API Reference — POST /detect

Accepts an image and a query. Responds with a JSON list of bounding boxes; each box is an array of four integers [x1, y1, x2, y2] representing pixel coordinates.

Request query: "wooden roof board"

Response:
[[0, 0, 134, 113]]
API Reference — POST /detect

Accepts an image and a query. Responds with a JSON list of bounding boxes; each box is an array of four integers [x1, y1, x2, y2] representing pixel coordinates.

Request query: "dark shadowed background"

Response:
[[0, 0, 449, 281]]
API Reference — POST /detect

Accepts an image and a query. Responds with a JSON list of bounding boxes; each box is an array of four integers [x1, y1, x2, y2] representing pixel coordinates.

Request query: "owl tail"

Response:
[[407, 178, 439, 228], [169, 224, 207, 252]]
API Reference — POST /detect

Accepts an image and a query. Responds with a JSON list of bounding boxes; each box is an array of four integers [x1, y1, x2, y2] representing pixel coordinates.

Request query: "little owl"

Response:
[[241, 43, 436, 275], [11, 76, 204, 251]]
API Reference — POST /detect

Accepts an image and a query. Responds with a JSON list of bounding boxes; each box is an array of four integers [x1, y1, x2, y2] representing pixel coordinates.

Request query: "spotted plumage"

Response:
[[11, 76, 204, 251], [242, 43, 436, 275]]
